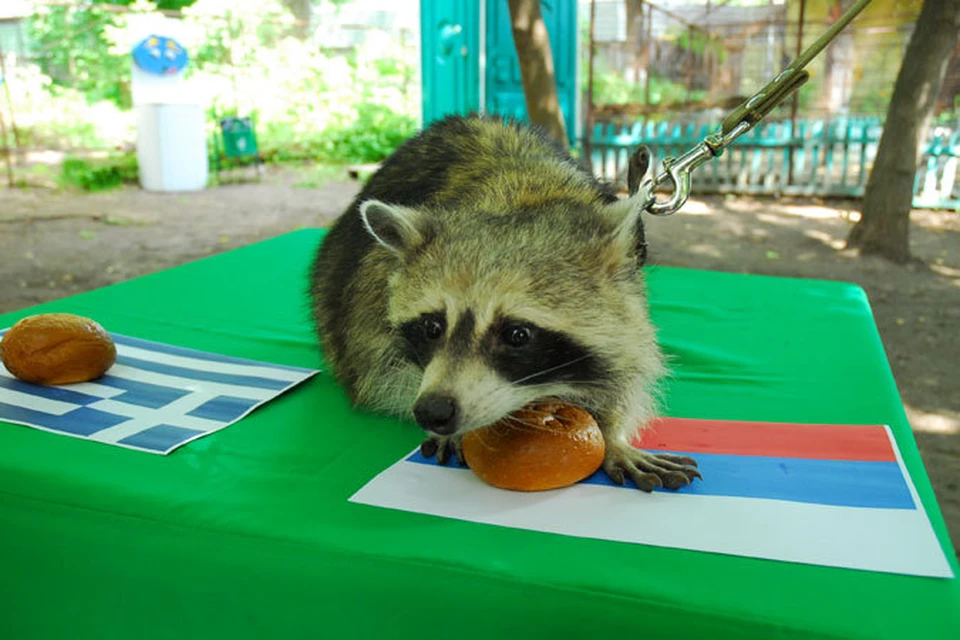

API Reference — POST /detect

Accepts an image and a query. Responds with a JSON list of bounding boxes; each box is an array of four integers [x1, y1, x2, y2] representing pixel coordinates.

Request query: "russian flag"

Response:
[[350, 417, 954, 579]]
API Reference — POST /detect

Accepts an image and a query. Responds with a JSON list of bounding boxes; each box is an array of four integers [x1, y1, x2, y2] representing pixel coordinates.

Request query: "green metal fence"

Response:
[[588, 118, 960, 211]]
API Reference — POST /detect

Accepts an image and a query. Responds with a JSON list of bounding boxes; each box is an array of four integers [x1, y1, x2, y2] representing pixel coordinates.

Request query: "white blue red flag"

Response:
[[351, 417, 955, 578]]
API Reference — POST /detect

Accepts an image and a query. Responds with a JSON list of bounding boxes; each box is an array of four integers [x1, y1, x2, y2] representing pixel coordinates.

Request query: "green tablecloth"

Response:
[[1, 229, 957, 639]]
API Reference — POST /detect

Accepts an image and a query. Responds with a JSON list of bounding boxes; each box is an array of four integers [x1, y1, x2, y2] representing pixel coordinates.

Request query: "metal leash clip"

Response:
[[642, 119, 753, 216], [638, 0, 872, 217]]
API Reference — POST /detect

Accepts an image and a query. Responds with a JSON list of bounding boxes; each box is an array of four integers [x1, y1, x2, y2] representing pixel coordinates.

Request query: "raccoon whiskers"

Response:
[[470, 427, 498, 451], [502, 414, 554, 434], [461, 384, 538, 432], [363, 358, 421, 416], [510, 354, 593, 385]]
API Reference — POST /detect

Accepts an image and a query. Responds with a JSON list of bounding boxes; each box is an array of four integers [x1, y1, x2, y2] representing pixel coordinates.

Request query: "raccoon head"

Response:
[[358, 196, 661, 437]]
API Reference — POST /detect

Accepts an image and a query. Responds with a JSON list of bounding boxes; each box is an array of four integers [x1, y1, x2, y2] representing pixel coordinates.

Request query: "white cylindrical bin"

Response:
[[135, 103, 208, 192]]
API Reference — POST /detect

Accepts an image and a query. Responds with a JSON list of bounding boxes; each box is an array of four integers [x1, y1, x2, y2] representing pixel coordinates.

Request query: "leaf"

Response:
[[765, 250, 781, 260], [79, 230, 97, 240]]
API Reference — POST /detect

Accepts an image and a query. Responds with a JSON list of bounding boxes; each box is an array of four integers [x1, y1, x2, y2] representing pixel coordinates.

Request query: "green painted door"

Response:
[[484, 0, 579, 146], [420, 0, 481, 127]]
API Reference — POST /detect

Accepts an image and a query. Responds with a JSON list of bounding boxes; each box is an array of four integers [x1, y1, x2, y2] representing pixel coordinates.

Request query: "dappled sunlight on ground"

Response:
[[803, 228, 848, 251], [907, 406, 960, 436], [665, 199, 713, 216], [687, 243, 727, 258], [929, 263, 960, 284]]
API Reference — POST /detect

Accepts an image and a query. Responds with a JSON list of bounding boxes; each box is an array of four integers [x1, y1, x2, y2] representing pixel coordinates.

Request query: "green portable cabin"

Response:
[[420, 0, 580, 147]]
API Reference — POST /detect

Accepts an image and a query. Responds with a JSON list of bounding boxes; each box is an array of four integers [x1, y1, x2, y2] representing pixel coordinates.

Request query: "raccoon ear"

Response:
[[359, 199, 428, 255], [627, 145, 652, 197], [602, 197, 649, 268]]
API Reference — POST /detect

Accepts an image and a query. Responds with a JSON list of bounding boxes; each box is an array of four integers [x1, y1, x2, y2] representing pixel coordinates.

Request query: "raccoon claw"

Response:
[[602, 447, 701, 492], [420, 434, 465, 466]]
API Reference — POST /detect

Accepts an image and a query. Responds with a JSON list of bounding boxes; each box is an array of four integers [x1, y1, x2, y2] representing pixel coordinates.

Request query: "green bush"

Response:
[[6, 65, 135, 150], [16, 0, 421, 169], [59, 154, 140, 192], [254, 105, 417, 165], [323, 104, 417, 163]]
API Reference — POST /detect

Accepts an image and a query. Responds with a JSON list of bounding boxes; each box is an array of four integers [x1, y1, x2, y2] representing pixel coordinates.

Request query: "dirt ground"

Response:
[[1, 165, 958, 558]]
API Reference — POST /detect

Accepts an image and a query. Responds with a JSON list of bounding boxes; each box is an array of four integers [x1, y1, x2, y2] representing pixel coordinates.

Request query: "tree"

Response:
[[26, 1, 199, 109], [506, 0, 568, 148], [282, 0, 312, 40], [26, 4, 131, 108], [846, 0, 960, 263]]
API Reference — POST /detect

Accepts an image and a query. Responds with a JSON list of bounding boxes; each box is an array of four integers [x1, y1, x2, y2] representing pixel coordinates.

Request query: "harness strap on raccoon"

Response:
[[629, 0, 873, 218]]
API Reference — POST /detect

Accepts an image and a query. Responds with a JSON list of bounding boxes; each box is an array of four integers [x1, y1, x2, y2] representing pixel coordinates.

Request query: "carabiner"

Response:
[[643, 121, 752, 216]]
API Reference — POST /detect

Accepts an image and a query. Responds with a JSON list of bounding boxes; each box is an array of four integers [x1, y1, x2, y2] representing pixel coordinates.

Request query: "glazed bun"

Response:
[[1, 313, 117, 385], [462, 400, 605, 491]]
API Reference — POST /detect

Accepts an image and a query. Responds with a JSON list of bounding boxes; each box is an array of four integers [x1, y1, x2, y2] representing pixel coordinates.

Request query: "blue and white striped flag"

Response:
[[0, 329, 318, 454]]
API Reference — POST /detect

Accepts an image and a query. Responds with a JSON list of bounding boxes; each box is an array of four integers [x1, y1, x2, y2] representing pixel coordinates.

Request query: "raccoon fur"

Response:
[[309, 114, 700, 491]]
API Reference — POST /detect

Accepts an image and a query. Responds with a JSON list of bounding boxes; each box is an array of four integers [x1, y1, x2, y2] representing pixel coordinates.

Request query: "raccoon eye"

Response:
[[422, 315, 445, 340], [501, 324, 532, 348]]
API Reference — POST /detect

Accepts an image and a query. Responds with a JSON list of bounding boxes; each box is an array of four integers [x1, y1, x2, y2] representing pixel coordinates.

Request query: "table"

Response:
[[1, 229, 957, 639]]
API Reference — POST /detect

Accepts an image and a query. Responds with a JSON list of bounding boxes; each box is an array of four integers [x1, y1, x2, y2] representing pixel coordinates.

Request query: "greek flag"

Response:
[[0, 329, 318, 454]]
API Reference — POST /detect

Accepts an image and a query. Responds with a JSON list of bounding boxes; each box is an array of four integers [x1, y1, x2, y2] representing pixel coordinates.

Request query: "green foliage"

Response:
[[675, 29, 726, 65], [250, 104, 417, 165], [186, 2, 420, 164], [17, 0, 419, 167], [108, 0, 200, 9], [26, 4, 132, 108], [59, 154, 140, 192], [7, 64, 135, 149], [589, 68, 707, 107], [183, 0, 294, 69], [322, 103, 417, 163]]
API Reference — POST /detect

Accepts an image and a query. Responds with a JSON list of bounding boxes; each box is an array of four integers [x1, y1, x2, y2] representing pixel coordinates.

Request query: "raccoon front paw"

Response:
[[419, 434, 465, 466], [602, 445, 701, 492]]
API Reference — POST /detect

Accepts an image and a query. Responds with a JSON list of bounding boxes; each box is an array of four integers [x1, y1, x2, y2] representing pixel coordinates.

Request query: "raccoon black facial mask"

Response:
[[398, 312, 446, 367], [485, 317, 607, 386], [310, 114, 700, 492]]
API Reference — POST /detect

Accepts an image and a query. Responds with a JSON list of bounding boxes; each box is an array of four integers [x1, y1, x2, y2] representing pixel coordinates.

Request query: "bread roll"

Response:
[[462, 400, 605, 491], [1, 313, 117, 385]]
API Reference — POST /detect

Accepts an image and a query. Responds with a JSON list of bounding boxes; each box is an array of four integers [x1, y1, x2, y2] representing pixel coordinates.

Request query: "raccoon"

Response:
[[309, 114, 700, 491]]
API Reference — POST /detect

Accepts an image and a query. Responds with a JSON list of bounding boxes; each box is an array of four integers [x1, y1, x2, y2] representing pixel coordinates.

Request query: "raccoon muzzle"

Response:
[[413, 392, 459, 435]]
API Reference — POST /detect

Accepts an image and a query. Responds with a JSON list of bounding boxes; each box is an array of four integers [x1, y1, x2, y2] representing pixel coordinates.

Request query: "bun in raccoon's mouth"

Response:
[[461, 399, 606, 492]]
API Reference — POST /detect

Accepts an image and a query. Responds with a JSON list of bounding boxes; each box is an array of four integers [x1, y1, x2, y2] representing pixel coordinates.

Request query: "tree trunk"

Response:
[[507, 0, 568, 148], [283, 0, 313, 40], [626, 0, 646, 85], [846, 0, 960, 263]]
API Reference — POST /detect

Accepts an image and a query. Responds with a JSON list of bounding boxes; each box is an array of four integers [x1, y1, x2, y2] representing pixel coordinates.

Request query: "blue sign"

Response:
[[132, 35, 188, 76]]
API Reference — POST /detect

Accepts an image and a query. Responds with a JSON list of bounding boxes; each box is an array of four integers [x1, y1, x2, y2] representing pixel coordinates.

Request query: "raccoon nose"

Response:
[[413, 393, 459, 435]]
